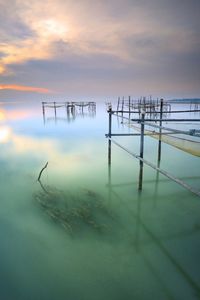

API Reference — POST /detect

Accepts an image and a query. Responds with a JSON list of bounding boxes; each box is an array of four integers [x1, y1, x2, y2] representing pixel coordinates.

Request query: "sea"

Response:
[[0, 99, 200, 300]]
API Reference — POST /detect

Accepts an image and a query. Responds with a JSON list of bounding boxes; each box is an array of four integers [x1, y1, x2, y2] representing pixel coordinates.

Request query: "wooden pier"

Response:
[[42, 101, 96, 123], [105, 98, 200, 297], [116, 96, 171, 115], [106, 98, 200, 196]]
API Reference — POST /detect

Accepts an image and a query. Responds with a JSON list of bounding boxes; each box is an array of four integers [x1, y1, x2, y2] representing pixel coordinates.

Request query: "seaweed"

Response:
[[33, 184, 116, 237], [34, 162, 116, 237]]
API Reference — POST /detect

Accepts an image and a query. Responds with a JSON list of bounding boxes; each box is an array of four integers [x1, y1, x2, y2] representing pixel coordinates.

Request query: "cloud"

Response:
[[1, 0, 200, 64], [0, 0, 199, 97], [0, 84, 51, 94], [0, 0, 166, 73]]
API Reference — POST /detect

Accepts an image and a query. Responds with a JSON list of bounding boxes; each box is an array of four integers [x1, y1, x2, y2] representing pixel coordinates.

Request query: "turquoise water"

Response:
[[0, 101, 200, 300]]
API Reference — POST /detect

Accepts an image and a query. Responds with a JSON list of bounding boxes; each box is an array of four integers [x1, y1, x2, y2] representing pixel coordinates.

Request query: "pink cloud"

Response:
[[0, 84, 51, 94]]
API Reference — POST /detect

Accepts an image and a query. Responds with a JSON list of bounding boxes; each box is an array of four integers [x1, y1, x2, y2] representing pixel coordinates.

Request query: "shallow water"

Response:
[[0, 100, 200, 300]]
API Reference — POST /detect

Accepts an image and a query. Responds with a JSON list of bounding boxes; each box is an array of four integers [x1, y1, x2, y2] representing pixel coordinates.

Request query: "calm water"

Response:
[[0, 101, 200, 300]]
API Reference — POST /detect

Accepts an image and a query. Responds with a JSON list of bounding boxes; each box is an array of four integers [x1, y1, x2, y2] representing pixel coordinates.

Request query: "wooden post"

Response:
[[138, 98, 141, 117], [42, 102, 46, 124], [122, 96, 124, 110], [66, 103, 70, 122], [140, 112, 145, 159], [70, 102, 75, 120], [53, 101, 57, 122], [138, 112, 145, 190], [121, 96, 124, 124], [158, 98, 163, 162], [117, 97, 120, 114], [108, 107, 112, 165]]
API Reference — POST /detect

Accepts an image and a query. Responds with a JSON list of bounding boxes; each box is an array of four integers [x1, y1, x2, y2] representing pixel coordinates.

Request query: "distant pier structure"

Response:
[[42, 101, 96, 123], [115, 96, 171, 116]]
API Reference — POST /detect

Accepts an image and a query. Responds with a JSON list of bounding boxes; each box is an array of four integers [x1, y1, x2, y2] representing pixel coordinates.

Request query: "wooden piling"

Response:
[[106, 98, 200, 197], [53, 101, 57, 120], [138, 112, 145, 190], [140, 112, 145, 159], [108, 107, 112, 165], [128, 96, 131, 119], [42, 102, 46, 124], [158, 98, 163, 162], [117, 97, 120, 114], [122, 96, 125, 119]]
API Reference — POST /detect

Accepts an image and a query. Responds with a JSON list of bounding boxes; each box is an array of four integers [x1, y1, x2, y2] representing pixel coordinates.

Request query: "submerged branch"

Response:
[[38, 178, 50, 194], [37, 162, 48, 181]]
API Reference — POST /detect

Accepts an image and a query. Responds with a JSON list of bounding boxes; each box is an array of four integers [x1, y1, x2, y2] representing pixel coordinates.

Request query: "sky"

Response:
[[0, 0, 200, 101]]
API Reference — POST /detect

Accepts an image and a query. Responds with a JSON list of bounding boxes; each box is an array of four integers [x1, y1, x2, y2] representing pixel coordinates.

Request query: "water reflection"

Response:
[[107, 158, 200, 298]]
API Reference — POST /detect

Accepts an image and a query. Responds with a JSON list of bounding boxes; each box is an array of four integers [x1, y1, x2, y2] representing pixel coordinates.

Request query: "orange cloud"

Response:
[[0, 84, 51, 94]]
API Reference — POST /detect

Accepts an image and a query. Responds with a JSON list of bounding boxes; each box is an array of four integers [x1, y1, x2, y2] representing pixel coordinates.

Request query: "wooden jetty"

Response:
[[106, 97, 200, 196], [42, 101, 96, 123], [116, 96, 171, 115], [106, 97, 200, 297]]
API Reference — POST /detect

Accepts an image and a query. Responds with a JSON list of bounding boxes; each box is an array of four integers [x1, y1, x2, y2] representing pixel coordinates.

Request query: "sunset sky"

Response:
[[0, 0, 200, 101]]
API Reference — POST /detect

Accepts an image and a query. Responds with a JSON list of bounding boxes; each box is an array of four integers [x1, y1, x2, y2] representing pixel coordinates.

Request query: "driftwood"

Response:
[[38, 178, 50, 194], [37, 162, 48, 181]]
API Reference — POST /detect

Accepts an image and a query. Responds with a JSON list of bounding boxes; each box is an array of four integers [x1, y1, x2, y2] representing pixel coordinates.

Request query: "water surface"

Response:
[[0, 100, 200, 300]]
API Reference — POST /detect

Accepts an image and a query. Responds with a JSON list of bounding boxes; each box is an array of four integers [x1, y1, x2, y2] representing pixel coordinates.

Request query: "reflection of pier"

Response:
[[107, 172, 200, 299], [42, 101, 96, 124]]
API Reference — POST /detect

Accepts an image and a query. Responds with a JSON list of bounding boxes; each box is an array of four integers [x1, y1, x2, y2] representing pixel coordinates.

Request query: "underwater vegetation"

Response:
[[33, 184, 116, 237]]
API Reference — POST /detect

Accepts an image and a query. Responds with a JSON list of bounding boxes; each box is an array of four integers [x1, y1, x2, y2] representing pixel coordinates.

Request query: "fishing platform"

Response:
[[42, 101, 96, 123], [106, 97, 200, 196]]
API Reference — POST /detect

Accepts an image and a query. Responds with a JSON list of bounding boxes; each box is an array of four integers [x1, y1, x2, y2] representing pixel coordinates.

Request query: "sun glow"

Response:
[[0, 110, 6, 121], [36, 19, 69, 39], [0, 126, 11, 143]]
